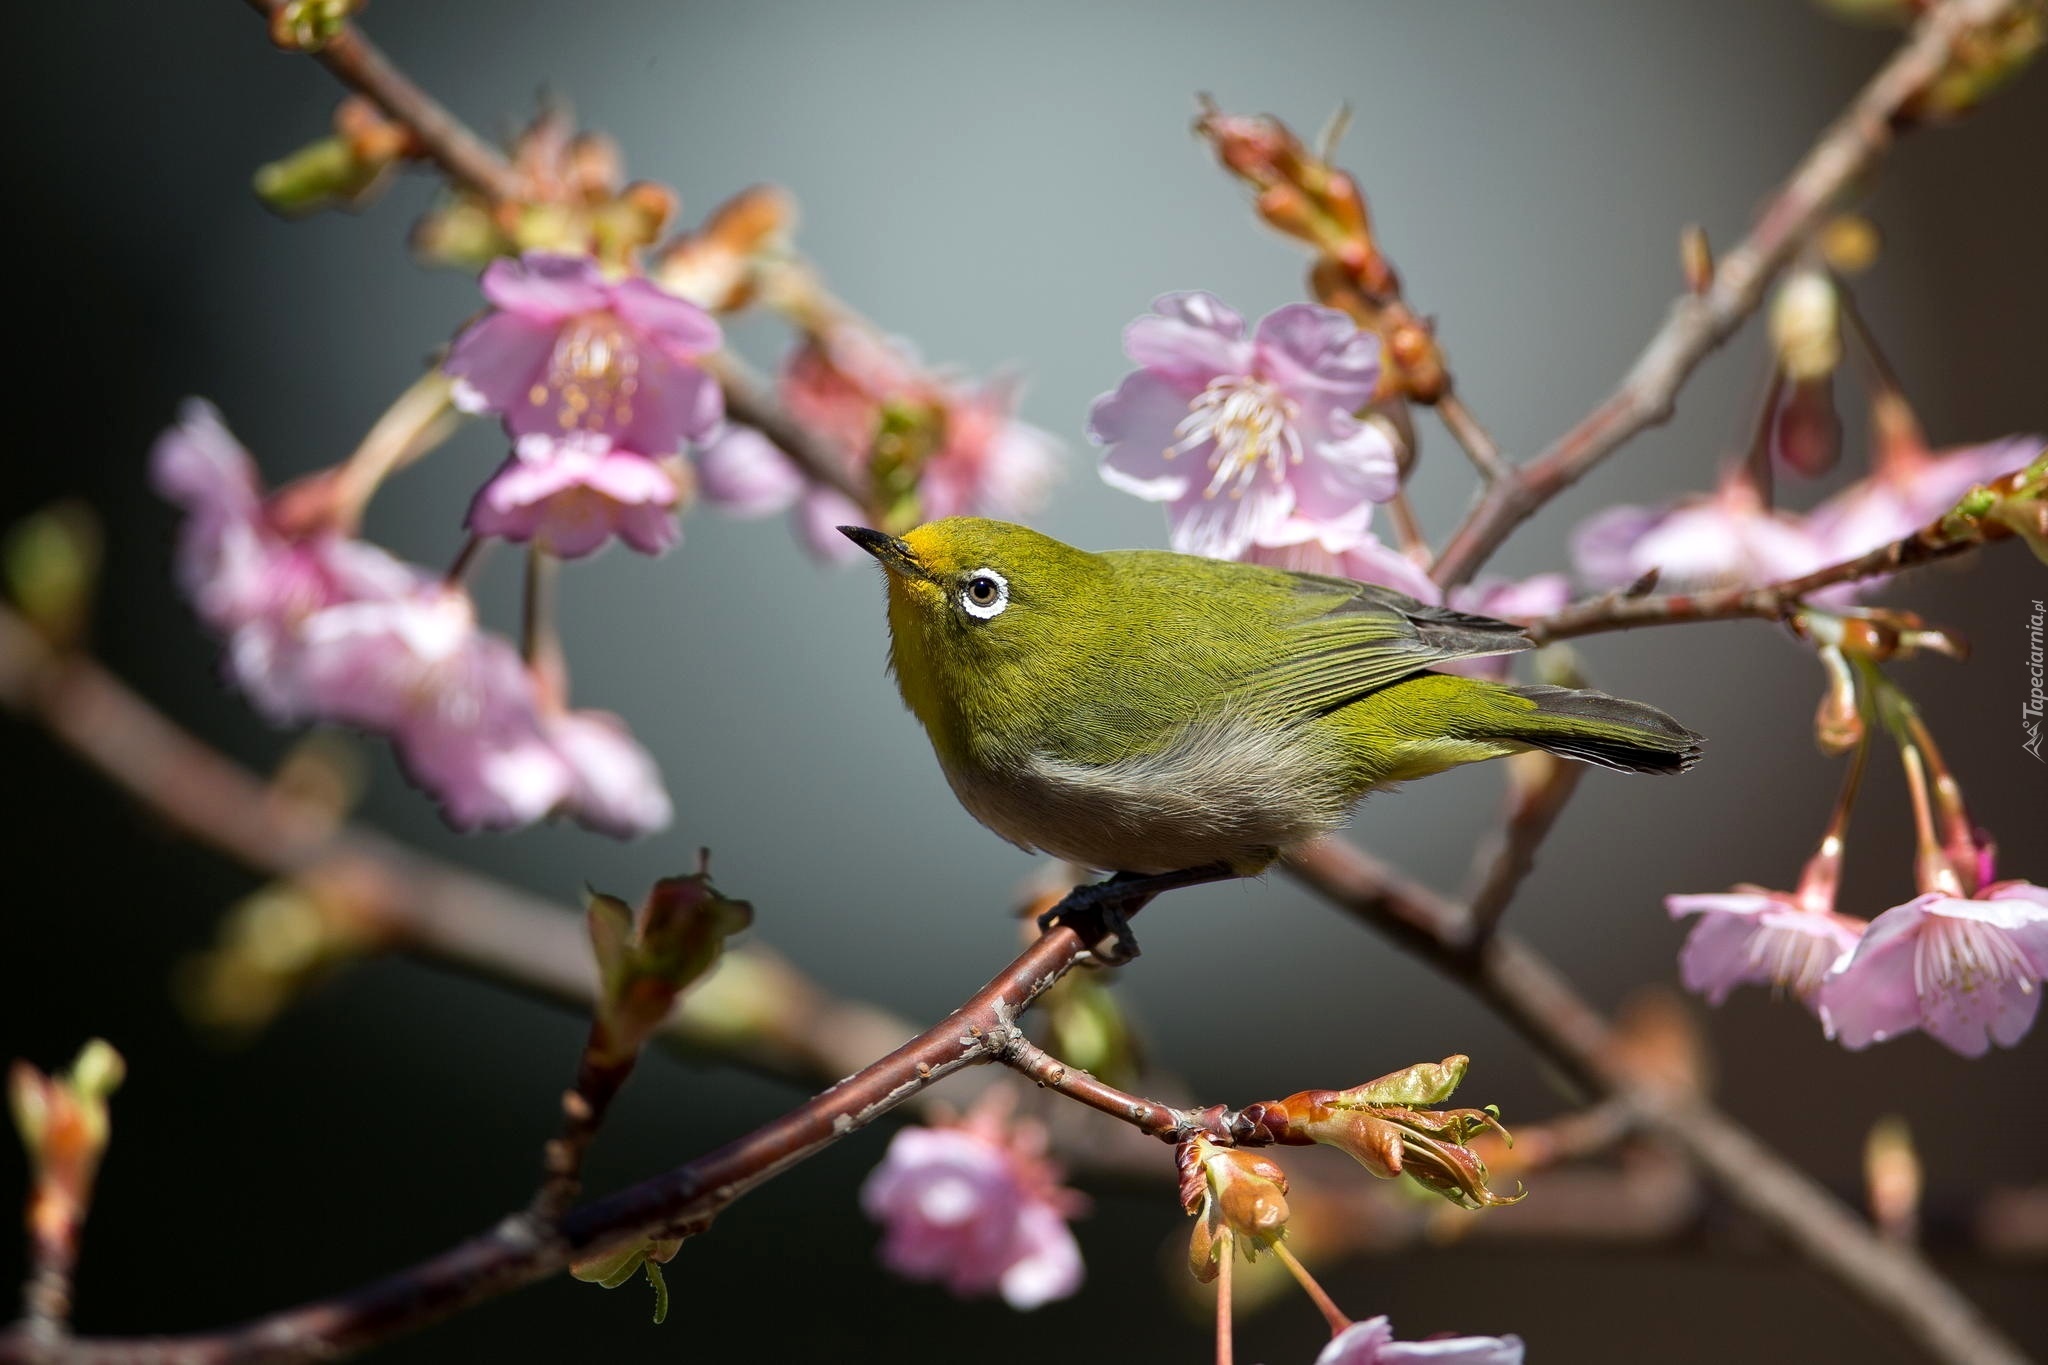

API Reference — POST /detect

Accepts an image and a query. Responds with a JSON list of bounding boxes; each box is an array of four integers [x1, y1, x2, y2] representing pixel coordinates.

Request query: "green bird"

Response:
[[842, 518, 1700, 899]]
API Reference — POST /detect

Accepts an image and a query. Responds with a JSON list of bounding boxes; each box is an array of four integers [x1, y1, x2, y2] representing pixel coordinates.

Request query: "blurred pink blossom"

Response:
[[1091, 293, 1397, 559], [152, 401, 671, 836], [695, 425, 808, 519], [1572, 477, 1823, 592], [150, 400, 423, 719], [468, 432, 682, 558], [1819, 880, 2048, 1057], [445, 251, 722, 455], [1316, 1315, 1525, 1365], [293, 588, 574, 831], [545, 707, 673, 839], [1666, 889, 1866, 1013], [860, 1117, 1085, 1311], [1807, 433, 2043, 564]]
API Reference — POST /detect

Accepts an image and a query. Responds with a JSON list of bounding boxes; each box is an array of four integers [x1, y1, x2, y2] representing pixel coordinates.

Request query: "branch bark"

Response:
[[1429, 0, 2024, 589]]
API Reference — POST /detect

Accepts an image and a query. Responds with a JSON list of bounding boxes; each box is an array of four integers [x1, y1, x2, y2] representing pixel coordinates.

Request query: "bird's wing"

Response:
[[1240, 574, 1534, 718]]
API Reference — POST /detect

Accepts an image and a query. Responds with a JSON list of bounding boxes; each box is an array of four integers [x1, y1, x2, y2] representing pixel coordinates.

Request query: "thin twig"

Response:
[[702, 352, 871, 511], [1282, 838, 2028, 1365], [240, 0, 522, 203], [1525, 516, 2013, 644], [1436, 389, 1510, 483], [1463, 755, 1584, 946], [528, 1037, 637, 1224], [1429, 0, 2024, 589]]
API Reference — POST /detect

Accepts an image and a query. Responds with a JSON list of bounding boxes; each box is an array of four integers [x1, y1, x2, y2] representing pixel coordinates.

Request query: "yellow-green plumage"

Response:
[[848, 518, 1702, 876]]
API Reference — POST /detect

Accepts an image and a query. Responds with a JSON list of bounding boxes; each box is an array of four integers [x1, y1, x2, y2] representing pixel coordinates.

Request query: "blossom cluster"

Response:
[[153, 401, 669, 835]]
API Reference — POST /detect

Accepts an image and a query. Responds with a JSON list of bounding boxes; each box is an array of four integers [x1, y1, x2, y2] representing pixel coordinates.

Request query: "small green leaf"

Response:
[[1336, 1055, 1468, 1108]]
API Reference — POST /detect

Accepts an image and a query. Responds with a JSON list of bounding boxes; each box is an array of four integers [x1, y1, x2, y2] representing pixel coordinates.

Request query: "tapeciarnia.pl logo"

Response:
[[2027, 597, 2046, 761]]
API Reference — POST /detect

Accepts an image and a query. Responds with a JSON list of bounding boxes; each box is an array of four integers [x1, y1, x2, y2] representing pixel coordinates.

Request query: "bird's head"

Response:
[[839, 518, 1103, 739]]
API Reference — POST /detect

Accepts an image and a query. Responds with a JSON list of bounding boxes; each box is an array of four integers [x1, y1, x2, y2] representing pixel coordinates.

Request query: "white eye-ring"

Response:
[[960, 567, 1010, 620]]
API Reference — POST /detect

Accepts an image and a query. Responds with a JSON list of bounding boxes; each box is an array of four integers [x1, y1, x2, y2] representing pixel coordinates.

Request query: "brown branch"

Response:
[[700, 352, 871, 511], [241, 0, 521, 203], [1429, 0, 2024, 589], [1436, 390, 1510, 484], [1525, 517, 2009, 644], [1463, 754, 1584, 945], [1282, 838, 2029, 1365], [3, 913, 1113, 1365], [529, 1036, 639, 1224]]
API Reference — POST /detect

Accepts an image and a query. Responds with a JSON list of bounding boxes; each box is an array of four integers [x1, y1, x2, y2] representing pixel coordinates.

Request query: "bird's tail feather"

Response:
[[1493, 683, 1704, 774]]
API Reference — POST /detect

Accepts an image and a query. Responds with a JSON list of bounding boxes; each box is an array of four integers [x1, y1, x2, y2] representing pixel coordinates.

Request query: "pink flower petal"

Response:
[[444, 312, 560, 421], [1820, 897, 1934, 1050], [1122, 290, 1251, 389], [1253, 302, 1381, 413], [795, 487, 869, 564], [697, 426, 806, 517], [548, 708, 672, 838], [1169, 480, 1294, 560], [478, 252, 609, 321], [616, 352, 724, 455], [1091, 370, 1199, 503], [998, 1203, 1084, 1311], [1290, 407, 1400, 521], [607, 276, 722, 358]]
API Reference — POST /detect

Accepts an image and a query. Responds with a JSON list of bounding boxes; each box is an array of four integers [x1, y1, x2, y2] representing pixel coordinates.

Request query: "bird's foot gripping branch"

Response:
[[4, 0, 2046, 1362]]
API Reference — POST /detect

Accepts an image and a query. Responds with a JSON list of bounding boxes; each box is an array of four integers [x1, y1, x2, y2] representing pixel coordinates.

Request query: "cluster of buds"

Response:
[[652, 184, 799, 315], [265, 0, 360, 53], [255, 96, 419, 218], [585, 854, 753, 1066], [178, 867, 388, 1037], [1194, 100, 1443, 402], [1245, 1056, 1523, 1211], [1939, 445, 2048, 564], [10, 1040, 125, 1327], [412, 105, 677, 271], [1792, 606, 1966, 755], [1181, 1135, 1293, 1280]]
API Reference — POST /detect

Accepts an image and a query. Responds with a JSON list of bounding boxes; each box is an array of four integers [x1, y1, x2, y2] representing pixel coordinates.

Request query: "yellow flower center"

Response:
[[530, 313, 640, 434], [1167, 375, 1301, 500]]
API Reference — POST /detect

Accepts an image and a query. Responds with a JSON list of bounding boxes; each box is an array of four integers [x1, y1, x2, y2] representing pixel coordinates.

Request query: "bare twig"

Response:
[[1464, 754, 1584, 945], [1429, 0, 2025, 589], [1525, 514, 2016, 644], [240, 0, 521, 203], [1436, 390, 1510, 484], [1282, 838, 2028, 1365], [701, 352, 871, 511]]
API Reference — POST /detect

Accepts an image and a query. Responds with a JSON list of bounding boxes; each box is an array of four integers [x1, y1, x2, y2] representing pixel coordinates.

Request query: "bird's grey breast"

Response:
[[939, 712, 1351, 873]]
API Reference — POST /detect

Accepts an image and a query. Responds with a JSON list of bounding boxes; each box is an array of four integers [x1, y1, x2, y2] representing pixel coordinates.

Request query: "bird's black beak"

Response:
[[838, 525, 927, 580]]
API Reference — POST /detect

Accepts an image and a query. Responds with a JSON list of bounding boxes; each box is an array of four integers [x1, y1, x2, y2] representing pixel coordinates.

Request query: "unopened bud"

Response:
[[268, 0, 359, 52], [1679, 225, 1714, 294], [588, 854, 754, 1063], [1819, 215, 1881, 274], [3, 501, 100, 649], [1864, 1115, 1921, 1242], [1770, 374, 1842, 478], [1180, 1136, 1291, 1281], [1813, 645, 1865, 756], [1769, 271, 1841, 383], [11, 1040, 125, 1267], [1193, 102, 1304, 186]]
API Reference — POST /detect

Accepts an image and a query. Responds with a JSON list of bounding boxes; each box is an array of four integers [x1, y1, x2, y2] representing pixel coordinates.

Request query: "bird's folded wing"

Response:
[[1240, 576, 1534, 718]]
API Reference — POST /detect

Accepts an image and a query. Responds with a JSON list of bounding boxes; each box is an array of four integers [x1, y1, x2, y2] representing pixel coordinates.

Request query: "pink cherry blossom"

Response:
[[1807, 434, 2043, 564], [445, 251, 723, 457], [544, 707, 673, 839], [1243, 519, 1438, 602], [916, 379, 1062, 522], [151, 400, 424, 719], [1666, 889, 1867, 1013], [1090, 293, 1398, 559], [859, 1118, 1084, 1311], [1572, 477, 1824, 593], [695, 425, 808, 518], [468, 432, 683, 558], [1819, 880, 2048, 1057], [1316, 1315, 1525, 1365], [292, 588, 575, 831]]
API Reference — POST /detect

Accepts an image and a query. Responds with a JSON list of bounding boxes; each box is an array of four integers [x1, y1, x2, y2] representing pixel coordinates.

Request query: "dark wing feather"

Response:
[[1242, 574, 1532, 718]]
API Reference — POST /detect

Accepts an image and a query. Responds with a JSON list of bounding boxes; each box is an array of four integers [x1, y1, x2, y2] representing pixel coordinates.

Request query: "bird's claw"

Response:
[[1036, 874, 1146, 964]]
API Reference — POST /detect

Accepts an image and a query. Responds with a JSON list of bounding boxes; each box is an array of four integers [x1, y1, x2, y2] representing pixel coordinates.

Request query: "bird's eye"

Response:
[[959, 568, 1009, 620]]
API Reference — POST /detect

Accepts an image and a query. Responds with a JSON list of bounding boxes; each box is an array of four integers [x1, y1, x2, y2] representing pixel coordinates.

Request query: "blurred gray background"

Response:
[[4, 1, 2045, 1361]]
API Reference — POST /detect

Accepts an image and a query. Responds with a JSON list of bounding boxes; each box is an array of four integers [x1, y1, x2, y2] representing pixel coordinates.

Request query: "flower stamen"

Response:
[[1168, 375, 1302, 500]]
